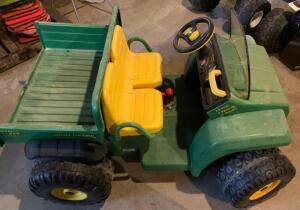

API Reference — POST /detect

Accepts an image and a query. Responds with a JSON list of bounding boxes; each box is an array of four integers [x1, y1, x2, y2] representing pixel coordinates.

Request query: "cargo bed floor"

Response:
[[13, 49, 102, 126]]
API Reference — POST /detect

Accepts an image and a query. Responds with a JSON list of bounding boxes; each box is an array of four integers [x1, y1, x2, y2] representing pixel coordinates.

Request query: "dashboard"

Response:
[[196, 35, 230, 111]]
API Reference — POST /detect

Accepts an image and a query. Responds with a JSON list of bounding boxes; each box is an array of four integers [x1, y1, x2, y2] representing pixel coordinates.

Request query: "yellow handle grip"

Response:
[[208, 69, 227, 97]]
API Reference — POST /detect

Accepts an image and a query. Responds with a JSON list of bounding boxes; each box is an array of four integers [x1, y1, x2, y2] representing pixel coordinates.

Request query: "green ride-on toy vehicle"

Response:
[[0, 6, 296, 208]]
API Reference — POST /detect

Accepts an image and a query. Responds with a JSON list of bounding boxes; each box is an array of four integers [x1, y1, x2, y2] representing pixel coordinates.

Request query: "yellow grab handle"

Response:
[[208, 69, 227, 97]]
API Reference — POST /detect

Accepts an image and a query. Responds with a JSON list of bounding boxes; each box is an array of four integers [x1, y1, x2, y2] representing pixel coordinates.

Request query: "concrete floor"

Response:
[[0, 0, 299, 209]]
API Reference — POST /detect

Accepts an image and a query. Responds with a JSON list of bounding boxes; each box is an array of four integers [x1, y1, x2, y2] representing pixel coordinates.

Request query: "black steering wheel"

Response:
[[173, 17, 215, 53]]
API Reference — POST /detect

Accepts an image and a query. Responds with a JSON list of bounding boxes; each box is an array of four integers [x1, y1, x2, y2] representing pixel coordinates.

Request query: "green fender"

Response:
[[189, 109, 291, 177]]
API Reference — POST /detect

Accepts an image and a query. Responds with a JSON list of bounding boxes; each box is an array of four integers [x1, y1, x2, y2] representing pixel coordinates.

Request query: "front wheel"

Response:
[[29, 159, 113, 205], [217, 149, 295, 208], [188, 0, 220, 12]]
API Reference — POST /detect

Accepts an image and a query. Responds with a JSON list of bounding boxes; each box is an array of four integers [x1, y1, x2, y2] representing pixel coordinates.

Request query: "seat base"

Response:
[[120, 89, 163, 136]]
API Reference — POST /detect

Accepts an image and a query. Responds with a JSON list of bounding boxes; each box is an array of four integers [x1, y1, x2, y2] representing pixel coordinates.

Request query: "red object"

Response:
[[0, 2, 41, 19], [165, 88, 174, 96], [162, 88, 174, 97], [18, 35, 38, 44], [5, 8, 44, 25], [8, 12, 48, 29], [4, 7, 40, 20], [0, 2, 36, 18], [0, 0, 51, 44]]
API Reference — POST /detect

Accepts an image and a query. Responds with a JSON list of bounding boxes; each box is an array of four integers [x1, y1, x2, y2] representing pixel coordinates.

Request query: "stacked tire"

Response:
[[235, 0, 293, 53], [254, 8, 292, 53], [234, 0, 271, 35], [188, 0, 220, 12]]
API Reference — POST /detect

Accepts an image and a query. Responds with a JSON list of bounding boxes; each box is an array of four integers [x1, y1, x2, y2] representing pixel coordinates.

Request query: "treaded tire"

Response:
[[234, 0, 271, 35], [188, 0, 220, 12], [254, 8, 292, 53], [29, 159, 113, 205], [217, 149, 296, 208]]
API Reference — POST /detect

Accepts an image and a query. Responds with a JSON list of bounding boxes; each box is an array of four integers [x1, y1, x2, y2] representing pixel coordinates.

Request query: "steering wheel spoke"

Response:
[[179, 33, 194, 45], [191, 21, 198, 31]]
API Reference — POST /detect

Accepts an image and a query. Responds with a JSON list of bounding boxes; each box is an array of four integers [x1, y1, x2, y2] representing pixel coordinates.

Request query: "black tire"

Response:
[[234, 0, 271, 35], [217, 149, 296, 208], [188, 0, 220, 12], [29, 159, 113, 205], [254, 8, 293, 53]]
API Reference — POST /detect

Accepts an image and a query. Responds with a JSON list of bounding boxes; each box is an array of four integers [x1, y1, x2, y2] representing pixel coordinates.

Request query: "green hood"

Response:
[[214, 35, 289, 118], [247, 43, 288, 108], [248, 44, 282, 93]]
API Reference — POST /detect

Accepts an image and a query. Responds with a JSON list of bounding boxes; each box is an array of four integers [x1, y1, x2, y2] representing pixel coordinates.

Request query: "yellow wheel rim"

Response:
[[249, 180, 281, 201], [51, 188, 88, 201]]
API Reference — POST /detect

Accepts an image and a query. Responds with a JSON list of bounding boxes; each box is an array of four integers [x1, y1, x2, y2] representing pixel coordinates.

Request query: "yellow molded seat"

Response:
[[111, 25, 162, 88], [101, 63, 163, 136]]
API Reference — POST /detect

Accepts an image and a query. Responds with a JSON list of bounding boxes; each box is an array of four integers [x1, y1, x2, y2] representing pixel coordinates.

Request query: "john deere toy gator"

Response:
[[0, 6, 295, 208]]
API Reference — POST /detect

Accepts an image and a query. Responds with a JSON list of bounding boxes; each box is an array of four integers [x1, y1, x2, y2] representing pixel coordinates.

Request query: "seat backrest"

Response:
[[101, 62, 131, 133], [111, 25, 130, 64]]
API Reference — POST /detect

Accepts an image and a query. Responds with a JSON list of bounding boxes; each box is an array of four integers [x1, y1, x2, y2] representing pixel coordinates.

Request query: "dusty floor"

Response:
[[0, 0, 299, 210]]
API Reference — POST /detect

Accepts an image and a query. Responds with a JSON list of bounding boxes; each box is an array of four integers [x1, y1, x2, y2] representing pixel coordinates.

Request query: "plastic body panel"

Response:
[[189, 109, 291, 176], [207, 35, 289, 119]]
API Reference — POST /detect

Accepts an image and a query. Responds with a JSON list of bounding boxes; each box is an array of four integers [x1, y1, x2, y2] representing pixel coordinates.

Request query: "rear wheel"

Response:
[[29, 159, 113, 205], [188, 0, 220, 12], [254, 8, 293, 53], [234, 0, 271, 35], [217, 149, 295, 208]]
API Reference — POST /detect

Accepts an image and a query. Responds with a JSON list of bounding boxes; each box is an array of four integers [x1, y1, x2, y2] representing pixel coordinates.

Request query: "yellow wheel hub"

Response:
[[183, 27, 200, 42], [51, 188, 87, 201], [249, 180, 281, 201]]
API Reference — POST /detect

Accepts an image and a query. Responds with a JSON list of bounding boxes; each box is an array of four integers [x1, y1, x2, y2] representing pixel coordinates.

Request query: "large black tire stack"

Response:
[[254, 8, 293, 53], [234, 0, 271, 35], [188, 0, 220, 12]]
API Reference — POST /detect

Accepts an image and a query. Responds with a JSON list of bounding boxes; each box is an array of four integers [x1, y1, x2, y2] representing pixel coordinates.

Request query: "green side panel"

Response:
[[0, 124, 101, 143], [208, 93, 289, 119], [189, 109, 291, 177], [36, 22, 108, 50]]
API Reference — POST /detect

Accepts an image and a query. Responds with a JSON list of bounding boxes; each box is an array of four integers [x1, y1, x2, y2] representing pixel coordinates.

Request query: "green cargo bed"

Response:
[[13, 49, 101, 127], [0, 7, 121, 144]]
